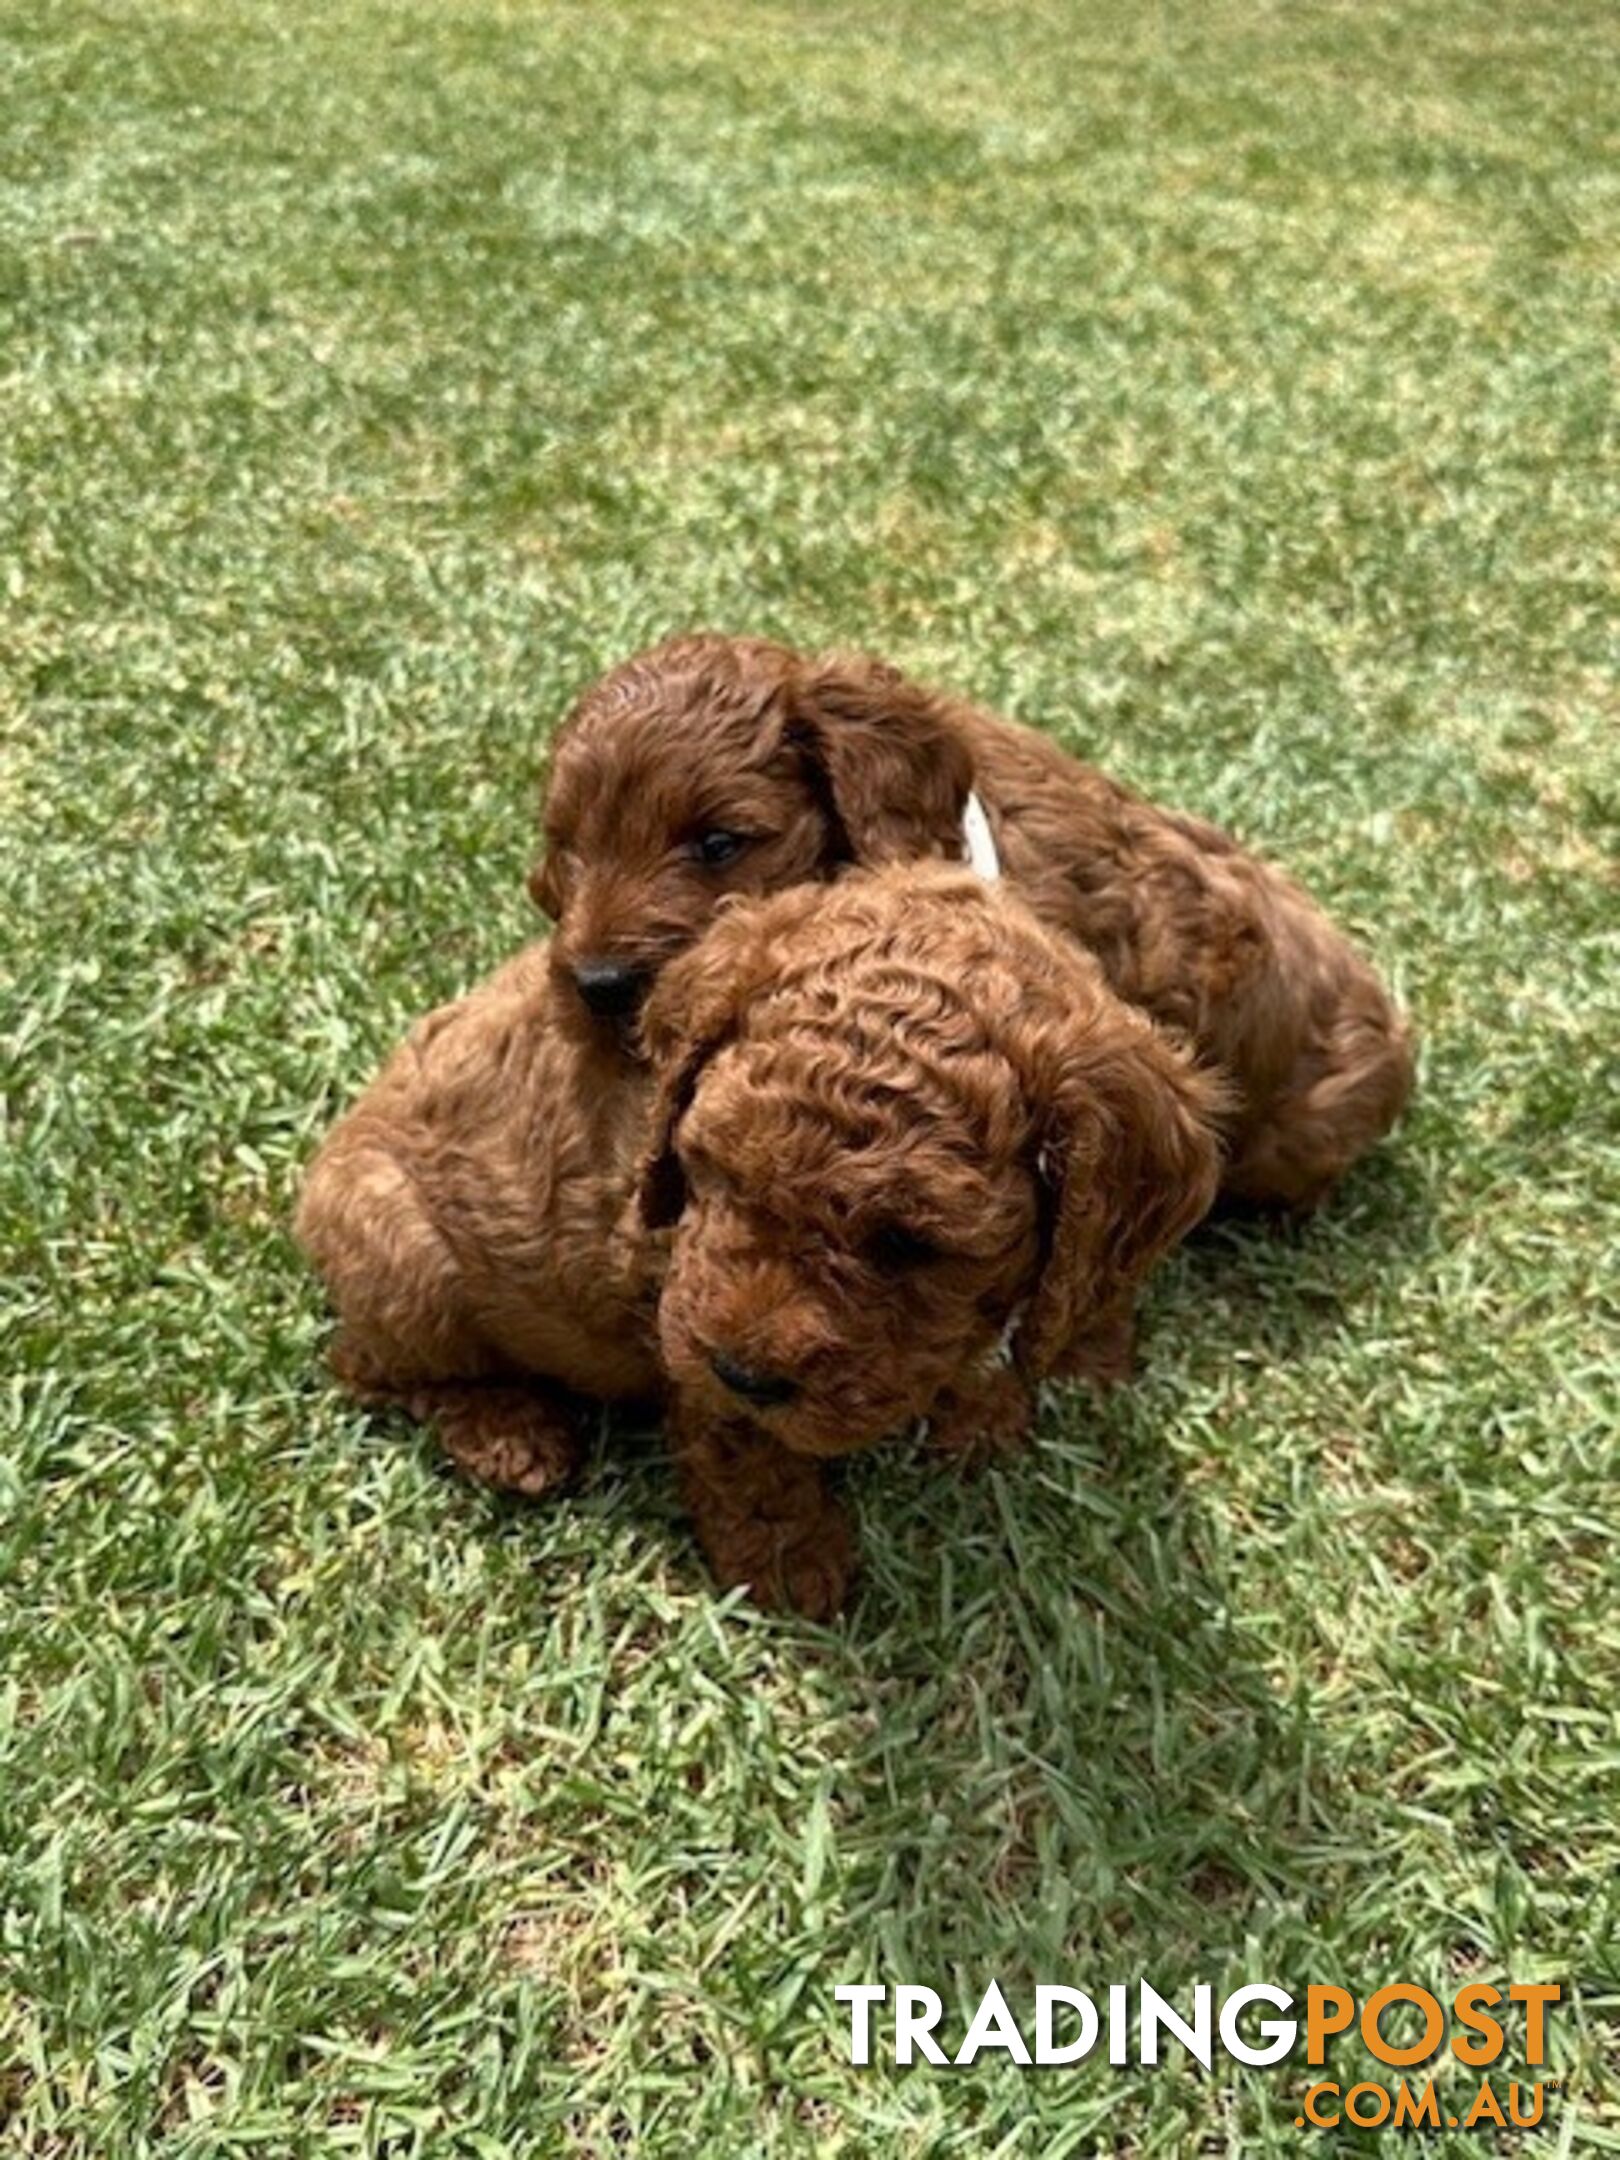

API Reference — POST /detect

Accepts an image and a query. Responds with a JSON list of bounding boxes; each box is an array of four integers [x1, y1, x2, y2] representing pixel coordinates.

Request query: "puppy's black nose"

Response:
[[709, 1350, 800, 1408], [570, 959, 650, 1019]]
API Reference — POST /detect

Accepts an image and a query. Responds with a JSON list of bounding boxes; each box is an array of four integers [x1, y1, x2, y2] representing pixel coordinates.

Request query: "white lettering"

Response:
[[1140, 1983, 1213, 2070], [1034, 1986, 1100, 2065], [894, 1985, 948, 2066], [836, 1984, 887, 2065], [1219, 1984, 1296, 2066], [955, 1980, 1032, 2066]]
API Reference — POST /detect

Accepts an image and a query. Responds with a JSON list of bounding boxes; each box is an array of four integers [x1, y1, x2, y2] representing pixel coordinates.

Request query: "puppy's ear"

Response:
[[637, 1036, 710, 1229], [1014, 1000, 1224, 1382], [636, 889, 823, 1228], [788, 651, 973, 867], [527, 851, 563, 920], [529, 725, 571, 916]]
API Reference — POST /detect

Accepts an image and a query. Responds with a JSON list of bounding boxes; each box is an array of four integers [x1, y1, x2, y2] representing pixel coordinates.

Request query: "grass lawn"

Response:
[[3, 0, 1617, 2150]]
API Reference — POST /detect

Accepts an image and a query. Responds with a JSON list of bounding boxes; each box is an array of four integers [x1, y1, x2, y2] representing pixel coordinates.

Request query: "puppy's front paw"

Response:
[[435, 1386, 584, 1499], [701, 1498, 855, 1620], [1049, 1308, 1138, 1389], [927, 1367, 1035, 1473], [769, 1505, 855, 1620], [675, 1409, 854, 1618]]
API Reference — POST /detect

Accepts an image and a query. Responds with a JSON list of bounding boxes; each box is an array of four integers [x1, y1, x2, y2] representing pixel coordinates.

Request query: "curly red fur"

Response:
[[537, 633, 1414, 1209], [297, 868, 1222, 1612]]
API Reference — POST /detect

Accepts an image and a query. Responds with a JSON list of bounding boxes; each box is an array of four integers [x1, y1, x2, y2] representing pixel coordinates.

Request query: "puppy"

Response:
[[293, 942, 659, 1500], [296, 867, 1221, 1614], [639, 866, 1223, 1614], [533, 633, 1413, 1211]]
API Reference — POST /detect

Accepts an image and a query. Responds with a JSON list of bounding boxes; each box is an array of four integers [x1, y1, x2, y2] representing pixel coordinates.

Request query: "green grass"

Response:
[[3, 0, 1617, 2151]]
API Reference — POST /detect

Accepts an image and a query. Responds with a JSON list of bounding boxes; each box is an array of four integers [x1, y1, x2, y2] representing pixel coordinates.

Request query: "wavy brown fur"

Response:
[[537, 634, 1414, 1210], [297, 867, 1221, 1614]]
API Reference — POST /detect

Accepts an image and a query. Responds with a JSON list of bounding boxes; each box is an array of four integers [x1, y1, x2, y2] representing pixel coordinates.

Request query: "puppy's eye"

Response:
[[690, 829, 750, 868], [863, 1223, 942, 1274]]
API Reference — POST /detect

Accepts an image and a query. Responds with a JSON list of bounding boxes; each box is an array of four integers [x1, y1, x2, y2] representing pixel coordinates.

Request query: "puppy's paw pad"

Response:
[[480, 1427, 580, 1498], [440, 1392, 583, 1499]]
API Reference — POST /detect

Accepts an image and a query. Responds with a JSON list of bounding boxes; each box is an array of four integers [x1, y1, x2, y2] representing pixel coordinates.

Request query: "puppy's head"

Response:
[[638, 869, 1221, 1458], [533, 635, 972, 1041]]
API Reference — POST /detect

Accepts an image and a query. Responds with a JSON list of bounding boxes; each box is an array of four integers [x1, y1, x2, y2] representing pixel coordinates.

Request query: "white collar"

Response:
[[960, 789, 1000, 880]]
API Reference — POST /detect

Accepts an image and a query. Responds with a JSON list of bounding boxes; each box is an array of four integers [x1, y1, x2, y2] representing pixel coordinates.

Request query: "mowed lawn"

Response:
[[3, 0, 1617, 2151]]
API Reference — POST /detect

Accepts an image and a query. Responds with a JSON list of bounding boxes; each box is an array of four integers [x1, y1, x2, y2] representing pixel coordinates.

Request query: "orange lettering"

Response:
[[1306, 1985, 1355, 2065], [1345, 2081, 1391, 2127], [1508, 1982, 1560, 2064], [1508, 2082, 1546, 2127], [1302, 2082, 1340, 2128], [1451, 1982, 1503, 2066], [1393, 2080, 1442, 2129], [1362, 1983, 1443, 2068], [1464, 2082, 1508, 2129]]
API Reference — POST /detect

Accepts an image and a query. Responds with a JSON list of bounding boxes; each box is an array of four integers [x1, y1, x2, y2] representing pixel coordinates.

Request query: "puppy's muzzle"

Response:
[[708, 1349, 800, 1408], [569, 958, 652, 1019]]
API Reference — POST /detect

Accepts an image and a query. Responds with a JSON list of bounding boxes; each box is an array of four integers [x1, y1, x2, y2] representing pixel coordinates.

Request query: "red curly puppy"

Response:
[[296, 867, 1222, 1614], [534, 634, 1413, 1210]]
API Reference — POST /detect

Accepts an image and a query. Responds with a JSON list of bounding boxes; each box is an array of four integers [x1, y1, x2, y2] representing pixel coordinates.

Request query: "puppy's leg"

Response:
[[1046, 1296, 1139, 1386], [299, 1145, 584, 1498], [930, 1299, 1144, 1473], [670, 1401, 853, 1619], [926, 1366, 1037, 1471], [1225, 996, 1416, 1212], [406, 1378, 585, 1500]]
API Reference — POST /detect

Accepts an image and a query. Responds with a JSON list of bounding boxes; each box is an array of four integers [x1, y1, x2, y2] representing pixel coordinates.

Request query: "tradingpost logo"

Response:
[[835, 1977, 1563, 2130]]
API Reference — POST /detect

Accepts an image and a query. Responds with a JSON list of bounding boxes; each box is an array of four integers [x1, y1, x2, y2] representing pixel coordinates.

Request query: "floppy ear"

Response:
[[1014, 1006, 1224, 1382], [636, 953, 747, 1229], [637, 1026, 716, 1229], [635, 887, 824, 1228], [526, 851, 564, 919], [788, 651, 974, 866]]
